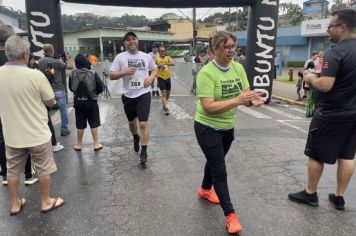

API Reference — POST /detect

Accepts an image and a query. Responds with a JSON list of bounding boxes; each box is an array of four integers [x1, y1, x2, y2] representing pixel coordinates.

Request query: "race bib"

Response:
[[129, 77, 144, 90]]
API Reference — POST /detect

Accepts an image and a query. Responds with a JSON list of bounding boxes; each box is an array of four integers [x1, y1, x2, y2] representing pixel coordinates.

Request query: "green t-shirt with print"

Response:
[[195, 61, 250, 129]]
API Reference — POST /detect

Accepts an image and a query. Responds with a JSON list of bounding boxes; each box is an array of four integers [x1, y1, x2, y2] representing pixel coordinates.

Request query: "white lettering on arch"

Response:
[[255, 60, 271, 73], [30, 11, 51, 27], [258, 17, 275, 31], [255, 29, 274, 59]]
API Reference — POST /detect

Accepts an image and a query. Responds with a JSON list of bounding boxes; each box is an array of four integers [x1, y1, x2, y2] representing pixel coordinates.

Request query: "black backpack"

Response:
[[74, 75, 92, 109]]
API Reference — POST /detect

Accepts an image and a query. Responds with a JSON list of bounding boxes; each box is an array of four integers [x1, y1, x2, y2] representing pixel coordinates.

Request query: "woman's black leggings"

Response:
[[194, 121, 235, 216]]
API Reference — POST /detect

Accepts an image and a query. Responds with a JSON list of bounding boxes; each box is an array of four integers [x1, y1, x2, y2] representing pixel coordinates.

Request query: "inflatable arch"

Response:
[[25, 0, 279, 100]]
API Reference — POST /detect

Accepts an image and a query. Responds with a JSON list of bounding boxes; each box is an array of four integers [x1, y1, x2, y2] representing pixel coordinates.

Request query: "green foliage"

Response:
[[287, 61, 305, 67], [61, 13, 154, 32], [0, 6, 27, 30], [279, 2, 303, 26], [331, 0, 347, 12], [202, 7, 248, 31]]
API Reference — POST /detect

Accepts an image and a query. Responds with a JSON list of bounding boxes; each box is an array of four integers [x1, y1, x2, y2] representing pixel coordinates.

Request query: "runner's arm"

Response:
[[167, 57, 175, 66], [109, 67, 136, 80]]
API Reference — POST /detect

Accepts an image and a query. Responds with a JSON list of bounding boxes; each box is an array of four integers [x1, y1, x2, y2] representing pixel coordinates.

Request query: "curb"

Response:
[[272, 95, 305, 107]]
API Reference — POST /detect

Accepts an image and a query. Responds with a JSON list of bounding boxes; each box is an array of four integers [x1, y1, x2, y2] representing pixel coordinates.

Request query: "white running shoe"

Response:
[[52, 143, 64, 153]]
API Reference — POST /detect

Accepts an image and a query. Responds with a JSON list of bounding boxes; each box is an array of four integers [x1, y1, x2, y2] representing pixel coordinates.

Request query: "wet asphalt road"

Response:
[[0, 73, 355, 236]]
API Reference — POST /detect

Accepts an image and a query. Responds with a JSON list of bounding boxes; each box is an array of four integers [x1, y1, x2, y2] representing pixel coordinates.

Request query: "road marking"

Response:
[[100, 103, 109, 125], [238, 106, 272, 119], [278, 120, 309, 133], [167, 101, 192, 120], [289, 107, 306, 114], [263, 106, 304, 120]]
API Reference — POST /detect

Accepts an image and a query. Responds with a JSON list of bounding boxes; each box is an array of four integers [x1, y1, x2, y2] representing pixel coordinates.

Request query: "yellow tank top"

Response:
[[155, 56, 171, 80]]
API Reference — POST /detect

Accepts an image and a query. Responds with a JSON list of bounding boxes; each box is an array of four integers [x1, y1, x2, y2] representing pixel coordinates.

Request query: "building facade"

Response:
[[63, 28, 172, 60]]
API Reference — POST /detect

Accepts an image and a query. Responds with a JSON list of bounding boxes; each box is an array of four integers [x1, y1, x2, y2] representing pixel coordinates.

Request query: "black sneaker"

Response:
[[328, 193, 345, 210], [134, 135, 140, 152], [61, 130, 71, 136], [139, 152, 148, 165], [155, 91, 160, 97], [288, 190, 319, 206]]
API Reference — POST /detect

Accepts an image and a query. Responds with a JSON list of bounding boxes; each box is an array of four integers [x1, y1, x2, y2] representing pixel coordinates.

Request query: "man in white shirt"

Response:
[[110, 32, 158, 166], [148, 45, 160, 96]]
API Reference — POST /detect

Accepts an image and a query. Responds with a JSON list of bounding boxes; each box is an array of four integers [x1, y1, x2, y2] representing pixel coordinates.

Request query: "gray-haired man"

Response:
[[0, 35, 65, 215]]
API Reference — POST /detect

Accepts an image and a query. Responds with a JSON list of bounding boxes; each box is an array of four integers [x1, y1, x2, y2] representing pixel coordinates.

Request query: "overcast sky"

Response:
[[2, 0, 305, 19]]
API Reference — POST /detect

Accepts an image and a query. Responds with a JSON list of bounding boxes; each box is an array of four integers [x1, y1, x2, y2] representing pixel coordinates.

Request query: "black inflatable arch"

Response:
[[25, 0, 279, 100]]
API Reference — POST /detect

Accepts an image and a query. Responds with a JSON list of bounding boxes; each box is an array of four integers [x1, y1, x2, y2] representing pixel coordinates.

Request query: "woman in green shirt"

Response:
[[194, 31, 265, 234]]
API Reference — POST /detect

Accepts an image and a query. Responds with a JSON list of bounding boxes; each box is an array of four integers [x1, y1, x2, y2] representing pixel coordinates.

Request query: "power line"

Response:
[[200, 8, 214, 19], [176, 8, 191, 19]]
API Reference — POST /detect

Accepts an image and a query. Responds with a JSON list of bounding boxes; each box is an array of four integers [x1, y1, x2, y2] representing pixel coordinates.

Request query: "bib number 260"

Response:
[[129, 78, 144, 90]]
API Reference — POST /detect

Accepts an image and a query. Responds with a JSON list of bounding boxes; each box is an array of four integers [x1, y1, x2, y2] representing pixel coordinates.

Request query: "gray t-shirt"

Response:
[[38, 56, 67, 91]]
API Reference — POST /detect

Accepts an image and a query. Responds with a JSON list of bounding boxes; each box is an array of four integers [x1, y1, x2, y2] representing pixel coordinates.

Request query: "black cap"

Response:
[[123, 31, 137, 41]]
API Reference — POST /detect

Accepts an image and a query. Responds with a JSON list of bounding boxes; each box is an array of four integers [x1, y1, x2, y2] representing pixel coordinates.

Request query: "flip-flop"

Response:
[[74, 147, 82, 152], [94, 145, 103, 151], [41, 198, 65, 213], [10, 198, 26, 216]]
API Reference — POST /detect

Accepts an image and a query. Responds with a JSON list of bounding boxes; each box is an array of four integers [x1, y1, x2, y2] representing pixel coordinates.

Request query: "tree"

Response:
[[331, 0, 347, 12], [279, 2, 303, 26], [160, 13, 182, 20]]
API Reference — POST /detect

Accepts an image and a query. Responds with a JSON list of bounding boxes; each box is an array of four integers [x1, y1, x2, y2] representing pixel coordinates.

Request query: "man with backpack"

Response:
[[69, 54, 104, 151]]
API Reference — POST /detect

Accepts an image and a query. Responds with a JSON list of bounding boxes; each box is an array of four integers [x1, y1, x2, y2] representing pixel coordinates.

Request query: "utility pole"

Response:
[[228, 7, 231, 31], [192, 8, 197, 56]]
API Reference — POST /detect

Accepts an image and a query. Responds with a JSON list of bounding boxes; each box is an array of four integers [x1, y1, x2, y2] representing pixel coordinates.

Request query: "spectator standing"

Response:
[[302, 52, 318, 98], [38, 44, 74, 136], [148, 45, 160, 97], [69, 54, 104, 151], [235, 48, 246, 68], [296, 71, 303, 101], [0, 25, 39, 186], [289, 9, 356, 211], [0, 35, 65, 215]]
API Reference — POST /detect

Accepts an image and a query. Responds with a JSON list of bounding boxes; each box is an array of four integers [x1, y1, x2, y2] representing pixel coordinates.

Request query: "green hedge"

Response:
[[287, 61, 305, 67]]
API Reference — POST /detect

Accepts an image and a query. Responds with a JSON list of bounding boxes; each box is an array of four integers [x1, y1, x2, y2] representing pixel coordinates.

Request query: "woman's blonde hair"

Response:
[[208, 31, 236, 55]]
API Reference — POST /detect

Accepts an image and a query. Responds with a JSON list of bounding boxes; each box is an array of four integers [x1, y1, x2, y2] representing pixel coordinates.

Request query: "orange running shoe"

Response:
[[226, 213, 243, 234], [197, 187, 220, 204]]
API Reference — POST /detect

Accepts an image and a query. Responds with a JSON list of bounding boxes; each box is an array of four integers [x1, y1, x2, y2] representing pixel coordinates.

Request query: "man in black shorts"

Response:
[[155, 46, 175, 115], [289, 9, 356, 210], [109, 32, 158, 165]]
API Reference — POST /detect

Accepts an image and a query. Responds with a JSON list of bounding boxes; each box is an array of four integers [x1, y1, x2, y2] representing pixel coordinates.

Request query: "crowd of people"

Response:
[[0, 8, 356, 235]]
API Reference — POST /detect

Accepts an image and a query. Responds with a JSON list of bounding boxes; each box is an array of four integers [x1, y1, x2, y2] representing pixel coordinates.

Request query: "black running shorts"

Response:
[[304, 115, 356, 164], [157, 77, 171, 91], [75, 101, 101, 129], [121, 92, 151, 122]]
